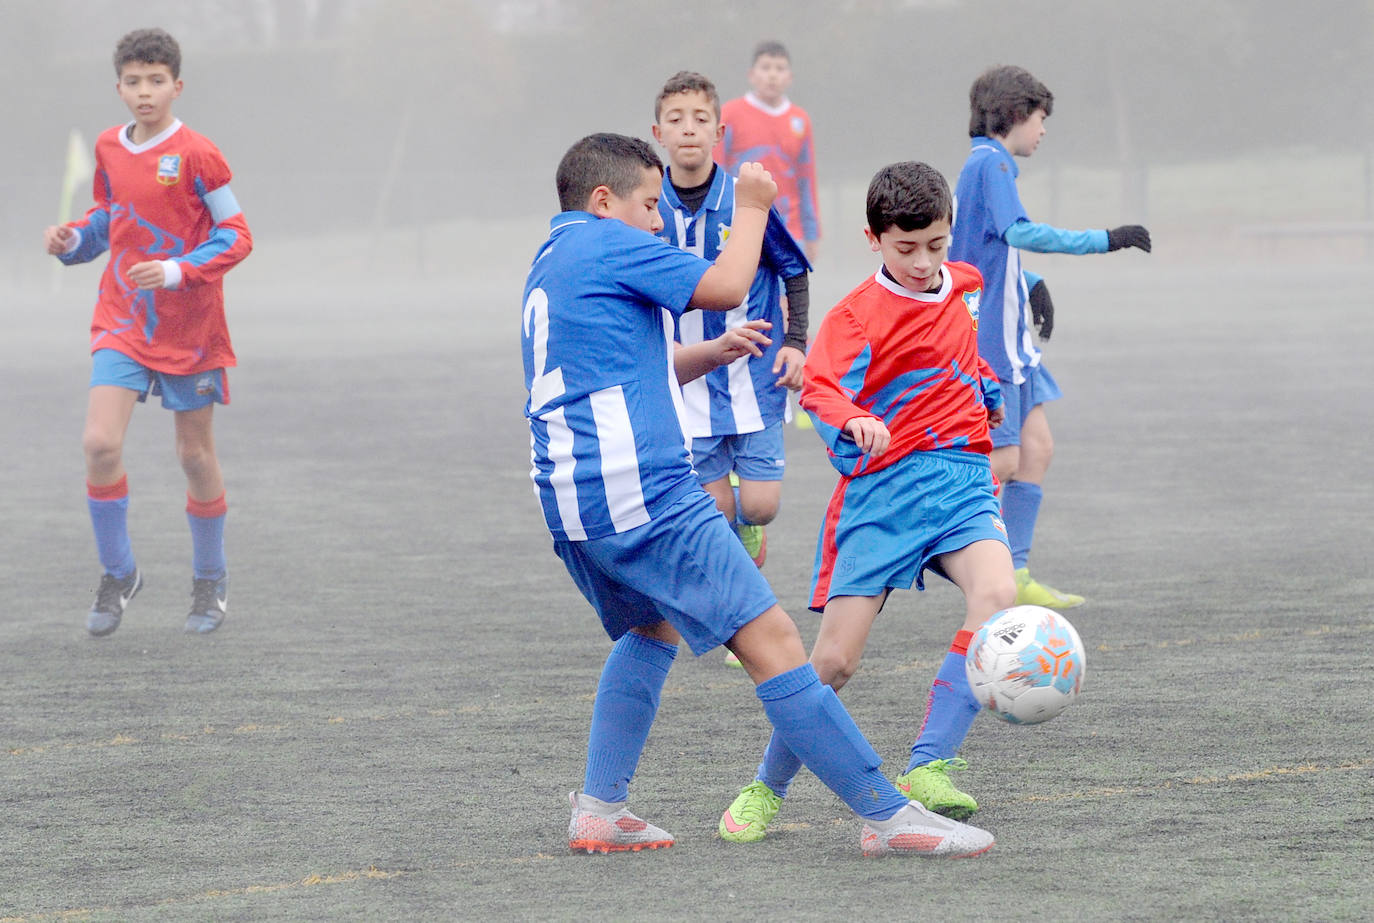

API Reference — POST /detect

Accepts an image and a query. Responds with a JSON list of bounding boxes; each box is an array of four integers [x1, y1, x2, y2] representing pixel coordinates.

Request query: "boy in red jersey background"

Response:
[[719, 162, 1015, 843], [715, 40, 820, 262], [44, 28, 252, 636]]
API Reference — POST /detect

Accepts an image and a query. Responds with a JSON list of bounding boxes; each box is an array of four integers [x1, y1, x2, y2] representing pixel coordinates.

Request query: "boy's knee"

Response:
[[811, 649, 860, 690], [82, 428, 123, 470], [738, 498, 779, 526]]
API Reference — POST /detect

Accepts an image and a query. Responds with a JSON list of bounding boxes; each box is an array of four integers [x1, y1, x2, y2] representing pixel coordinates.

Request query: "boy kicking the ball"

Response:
[[719, 162, 1016, 843], [44, 28, 251, 636], [524, 134, 993, 858]]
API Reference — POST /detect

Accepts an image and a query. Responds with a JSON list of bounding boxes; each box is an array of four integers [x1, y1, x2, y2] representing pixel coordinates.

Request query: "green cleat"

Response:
[[894, 758, 979, 820], [719, 780, 782, 843], [737, 523, 767, 567], [1014, 568, 1085, 610]]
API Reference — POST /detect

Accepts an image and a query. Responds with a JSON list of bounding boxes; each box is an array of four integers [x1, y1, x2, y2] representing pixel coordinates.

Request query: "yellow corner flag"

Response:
[[53, 129, 94, 292], [59, 128, 94, 223]]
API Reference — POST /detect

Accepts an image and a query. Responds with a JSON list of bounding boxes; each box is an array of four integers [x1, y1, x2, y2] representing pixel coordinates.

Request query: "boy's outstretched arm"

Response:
[[689, 162, 776, 309], [1003, 220, 1151, 255], [674, 320, 772, 384]]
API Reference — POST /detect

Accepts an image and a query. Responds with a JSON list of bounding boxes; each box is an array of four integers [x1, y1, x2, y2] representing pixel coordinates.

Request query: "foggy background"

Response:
[[3, 0, 1373, 291]]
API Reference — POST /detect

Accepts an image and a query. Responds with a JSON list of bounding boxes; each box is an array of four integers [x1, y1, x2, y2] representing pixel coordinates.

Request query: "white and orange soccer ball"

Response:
[[965, 605, 1086, 725]]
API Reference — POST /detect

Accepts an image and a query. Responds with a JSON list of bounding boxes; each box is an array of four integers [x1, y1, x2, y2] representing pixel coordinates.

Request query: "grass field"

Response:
[[2, 253, 1371, 921]]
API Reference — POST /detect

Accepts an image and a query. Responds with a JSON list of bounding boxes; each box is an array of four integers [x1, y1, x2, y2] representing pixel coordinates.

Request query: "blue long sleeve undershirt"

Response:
[[1003, 219, 1109, 254]]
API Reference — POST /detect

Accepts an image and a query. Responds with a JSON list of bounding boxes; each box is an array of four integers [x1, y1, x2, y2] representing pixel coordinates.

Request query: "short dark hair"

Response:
[[114, 28, 181, 79], [968, 65, 1053, 138], [555, 133, 663, 213], [751, 40, 789, 64], [656, 71, 721, 122], [866, 162, 953, 235]]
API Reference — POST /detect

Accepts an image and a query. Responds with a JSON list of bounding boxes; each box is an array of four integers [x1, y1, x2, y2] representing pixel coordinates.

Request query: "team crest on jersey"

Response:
[[718, 223, 731, 248], [963, 288, 981, 330], [790, 115, 805, 136], [156, 154, 181, 185]]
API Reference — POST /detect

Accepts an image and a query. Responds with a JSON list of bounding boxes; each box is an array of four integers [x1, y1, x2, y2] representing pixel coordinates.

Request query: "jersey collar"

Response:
[[744, 92, 792, 117], [970, 135, 1018, 177], [119, 118, 183, 154], [873, 264, 952, 302]]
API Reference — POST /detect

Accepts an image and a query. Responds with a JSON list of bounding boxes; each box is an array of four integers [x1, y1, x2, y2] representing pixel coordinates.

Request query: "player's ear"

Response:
[[587, 184, 613, 217], [650, 123, 664, 145], [712, 122, 725, 145], [864, 227, 882, 253]]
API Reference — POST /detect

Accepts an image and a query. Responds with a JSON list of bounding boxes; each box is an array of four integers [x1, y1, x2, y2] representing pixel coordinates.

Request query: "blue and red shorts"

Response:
[[810, 448, 1007, 611]]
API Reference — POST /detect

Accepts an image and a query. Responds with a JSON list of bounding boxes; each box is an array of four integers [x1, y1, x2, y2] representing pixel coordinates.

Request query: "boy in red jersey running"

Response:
[[44, 28, 252, 636], [719, 162, 1016, 843]]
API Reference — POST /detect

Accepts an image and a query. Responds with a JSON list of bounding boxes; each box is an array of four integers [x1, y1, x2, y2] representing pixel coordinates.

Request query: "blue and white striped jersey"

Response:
[[658, 167, 808, 437], [950, 136, 1039, 385], [522, 212, 711, 542]]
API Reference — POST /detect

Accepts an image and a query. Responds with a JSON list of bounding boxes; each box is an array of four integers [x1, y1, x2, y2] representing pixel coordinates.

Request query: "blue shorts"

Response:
[[553, 489, 778, 655], [810, 449, 1008, 611], [990, 363, 1061, 449], [691, 421, 786, 484], [90, 349, 229, 411]]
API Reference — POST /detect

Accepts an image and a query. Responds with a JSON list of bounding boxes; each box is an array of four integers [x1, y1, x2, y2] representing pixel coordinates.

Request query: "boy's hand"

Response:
[[44, 226, 74, 255], [1106, 225, 1151, 253], [772, 345, 806, 390], [733, 162, 777, 212], [127, 260, 169, 289], [713, 319, 772, 365], [988, 404, 1006, 429], [1028, 277, 1054, 339], [844, 416, 889, 456]]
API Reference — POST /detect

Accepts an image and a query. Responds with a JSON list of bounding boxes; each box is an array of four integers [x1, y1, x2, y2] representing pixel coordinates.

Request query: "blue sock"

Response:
[[186, 493, 228, 580], [756, 729, 804, 798], [908, 634, 982, 771], [1002, 480, 1042, 570], [87, 477, 135, 579], [583, 632, 678, 803], [756, 664, 908, 821]]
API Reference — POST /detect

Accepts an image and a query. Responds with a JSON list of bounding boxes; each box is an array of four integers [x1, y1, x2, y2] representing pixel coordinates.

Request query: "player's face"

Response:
[[653, 91, 724, 178], [747, 55, 792, 106], [866, 218, 952, 293], [1004, 108, 1048, 157], [595, 167, 665, 234], [116, 61, 182, 136]]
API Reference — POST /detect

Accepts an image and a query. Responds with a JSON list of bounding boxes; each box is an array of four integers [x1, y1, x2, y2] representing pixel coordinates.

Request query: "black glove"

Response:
[[1107, 224, 1152, 252], [1028, 278, 1054, 340]]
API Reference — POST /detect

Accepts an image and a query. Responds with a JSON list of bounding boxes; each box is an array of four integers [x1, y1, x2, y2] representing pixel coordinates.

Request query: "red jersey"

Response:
[[715, 94, 819, 244], [61, 119, 252, 375], [801, 262, 1003, 477]]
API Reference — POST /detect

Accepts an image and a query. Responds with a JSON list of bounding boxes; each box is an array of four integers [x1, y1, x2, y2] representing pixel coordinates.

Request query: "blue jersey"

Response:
[[658, 167, 808, 437], [522, 212, 711, 542], [950, 136, 1039, 385]]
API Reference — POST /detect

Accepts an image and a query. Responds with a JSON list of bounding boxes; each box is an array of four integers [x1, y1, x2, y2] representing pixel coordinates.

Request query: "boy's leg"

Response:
[[175, 405, 229, 632], [721, 593, 883, 842], [583, 622, 680, 803], [1003, 406, 1082, 609], [570, 621, 680, 853], [83, 386, 142, 636], [730, 607, 993, 857], [899, 540, 1016, 818]]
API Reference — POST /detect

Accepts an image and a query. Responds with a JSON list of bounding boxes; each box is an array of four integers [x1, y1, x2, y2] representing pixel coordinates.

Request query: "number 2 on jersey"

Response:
[[523, 287, 565, 413]]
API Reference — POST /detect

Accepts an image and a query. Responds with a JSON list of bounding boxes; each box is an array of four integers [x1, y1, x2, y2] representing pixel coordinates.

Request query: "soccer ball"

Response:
[[965, 605, 1086, 725]]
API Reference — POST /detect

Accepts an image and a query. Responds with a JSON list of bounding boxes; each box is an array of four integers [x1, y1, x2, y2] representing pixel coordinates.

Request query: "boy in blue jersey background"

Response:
[[652, 71, 811, 574], [950, 65, 1151, 611], [523, 133, 993, 858]]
